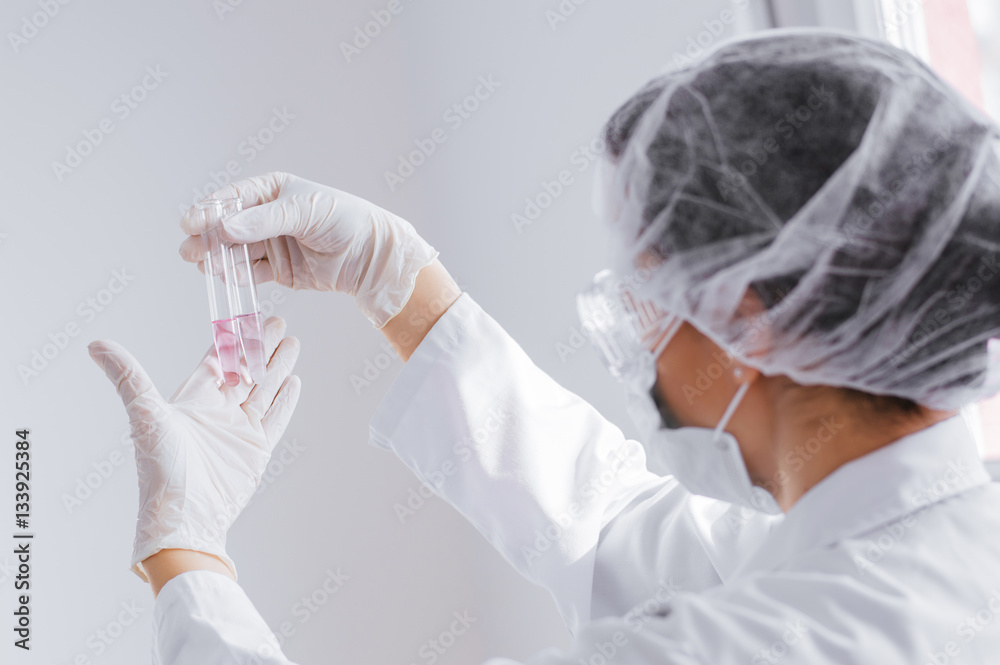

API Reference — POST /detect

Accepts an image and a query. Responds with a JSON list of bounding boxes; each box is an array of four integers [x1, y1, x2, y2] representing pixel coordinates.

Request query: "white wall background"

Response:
[[0, 1, 769, 663]]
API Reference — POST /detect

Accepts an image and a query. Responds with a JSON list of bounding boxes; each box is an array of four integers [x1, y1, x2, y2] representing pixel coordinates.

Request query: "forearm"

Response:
[[144, 549, 236, 598], [380, 259, 462, 361]]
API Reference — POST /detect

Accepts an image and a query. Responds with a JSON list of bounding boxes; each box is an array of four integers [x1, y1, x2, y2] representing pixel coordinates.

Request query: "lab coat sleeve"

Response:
[[153, 570, 297, 665], [368, 293, 777, 633], [149, 568, 716, 665]]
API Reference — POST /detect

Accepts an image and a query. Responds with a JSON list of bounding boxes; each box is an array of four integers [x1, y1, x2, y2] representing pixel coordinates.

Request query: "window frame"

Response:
[[764, 0, 1000, 477]]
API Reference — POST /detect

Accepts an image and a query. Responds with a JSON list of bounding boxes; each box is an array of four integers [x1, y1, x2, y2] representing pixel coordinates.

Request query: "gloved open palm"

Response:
[[89, 317, 301, 582]]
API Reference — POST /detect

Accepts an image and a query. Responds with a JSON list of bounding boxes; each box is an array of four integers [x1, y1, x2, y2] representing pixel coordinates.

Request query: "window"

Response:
[[764, 0, 999, 462], [969, 0, 1000, 121], [877, 0, 1000, 461]]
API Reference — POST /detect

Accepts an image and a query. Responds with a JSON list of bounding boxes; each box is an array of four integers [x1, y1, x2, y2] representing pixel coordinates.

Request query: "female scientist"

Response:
[[90, 29, 1000, 663]]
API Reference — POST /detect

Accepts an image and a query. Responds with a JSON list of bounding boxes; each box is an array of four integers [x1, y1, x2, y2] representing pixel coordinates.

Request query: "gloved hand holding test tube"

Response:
[[195, 197, 267, 386]]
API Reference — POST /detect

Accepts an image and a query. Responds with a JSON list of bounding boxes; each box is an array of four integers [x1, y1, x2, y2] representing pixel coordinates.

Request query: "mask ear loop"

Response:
[[713, 379, 751, 441], [651, 316, 683, 358], [632, 315, 683, 393]]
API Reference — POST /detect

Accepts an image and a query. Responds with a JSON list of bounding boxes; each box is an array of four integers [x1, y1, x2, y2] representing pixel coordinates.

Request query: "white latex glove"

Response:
[[88, 316, 302, 583], [179, 172, 439, 329]]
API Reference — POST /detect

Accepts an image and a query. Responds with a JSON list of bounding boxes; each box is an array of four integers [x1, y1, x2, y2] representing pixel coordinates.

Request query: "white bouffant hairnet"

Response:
[[597, 28, 1000, 410]]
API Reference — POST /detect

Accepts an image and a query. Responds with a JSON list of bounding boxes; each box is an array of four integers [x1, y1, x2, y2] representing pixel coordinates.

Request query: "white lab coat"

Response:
[[152, 293, 1000, 664]]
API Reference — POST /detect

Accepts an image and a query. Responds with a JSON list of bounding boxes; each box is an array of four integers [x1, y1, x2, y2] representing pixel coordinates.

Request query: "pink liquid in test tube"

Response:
[[212, 317, 242, 387], [212, 313, 266, 387], [200, 197, 268, 387]]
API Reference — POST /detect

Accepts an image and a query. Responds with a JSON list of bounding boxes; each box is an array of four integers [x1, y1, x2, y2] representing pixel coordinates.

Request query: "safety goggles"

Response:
[[575, 269, 683, 388]]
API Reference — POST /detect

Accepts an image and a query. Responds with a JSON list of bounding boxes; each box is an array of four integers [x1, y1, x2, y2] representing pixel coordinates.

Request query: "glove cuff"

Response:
[[355, 210, 440, 329], [131, 532, 238, 583]]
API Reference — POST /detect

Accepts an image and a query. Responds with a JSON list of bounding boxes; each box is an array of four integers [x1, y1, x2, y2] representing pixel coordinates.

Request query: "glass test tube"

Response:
[[198, 198, 267, 386]]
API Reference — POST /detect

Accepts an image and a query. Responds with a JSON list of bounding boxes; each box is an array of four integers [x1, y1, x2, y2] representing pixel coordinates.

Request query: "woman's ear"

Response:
[[731, 363, 761, 387]]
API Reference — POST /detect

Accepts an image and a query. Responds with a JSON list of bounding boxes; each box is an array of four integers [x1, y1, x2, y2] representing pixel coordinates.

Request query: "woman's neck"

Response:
[[764, 390, 957, 512]]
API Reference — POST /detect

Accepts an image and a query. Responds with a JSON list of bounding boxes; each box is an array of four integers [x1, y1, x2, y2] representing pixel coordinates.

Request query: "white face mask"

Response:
[[575, 268, 782, 515], [626, 365, 783, 516]]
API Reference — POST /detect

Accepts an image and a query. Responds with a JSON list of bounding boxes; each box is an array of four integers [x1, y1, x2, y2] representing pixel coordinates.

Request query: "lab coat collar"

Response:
[[732, 414, 992, 578]]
